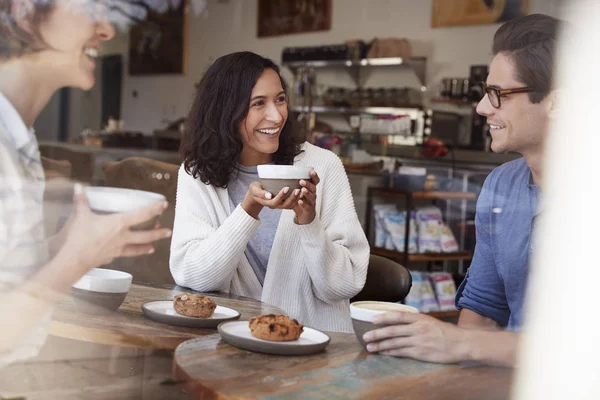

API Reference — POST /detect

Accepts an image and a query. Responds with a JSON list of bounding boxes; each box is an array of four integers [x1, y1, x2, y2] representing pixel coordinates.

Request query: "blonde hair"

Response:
[[0, 0, 54, 60]]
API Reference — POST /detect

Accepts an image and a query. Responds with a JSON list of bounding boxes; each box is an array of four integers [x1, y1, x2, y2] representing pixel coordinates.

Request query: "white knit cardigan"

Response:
[[169, 142, 369, 332]]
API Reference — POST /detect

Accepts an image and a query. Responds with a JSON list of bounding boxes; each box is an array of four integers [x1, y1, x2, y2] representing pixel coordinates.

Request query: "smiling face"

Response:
[[238, 68, 289, 166], [476, 52, 552, 155], [32, 0, 115, 90]]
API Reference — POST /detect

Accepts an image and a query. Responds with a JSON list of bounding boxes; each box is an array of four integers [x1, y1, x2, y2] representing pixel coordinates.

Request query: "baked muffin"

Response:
[[249, 314, 304, 342], [173, 294, 217, 318]]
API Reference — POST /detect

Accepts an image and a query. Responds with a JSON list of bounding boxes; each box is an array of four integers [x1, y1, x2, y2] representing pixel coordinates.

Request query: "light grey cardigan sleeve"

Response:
[[295, 155, 370, 303], [169, 167, 260, 292]]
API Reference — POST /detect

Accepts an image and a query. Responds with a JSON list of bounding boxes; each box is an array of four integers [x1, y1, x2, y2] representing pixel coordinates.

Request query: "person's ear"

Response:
[[11, 0, 35, 35], [547, 89, 563, 121]]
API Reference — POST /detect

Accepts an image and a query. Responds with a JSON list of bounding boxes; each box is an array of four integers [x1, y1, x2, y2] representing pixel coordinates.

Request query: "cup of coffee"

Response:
[[257, 165, 313, 199], [85, 186, 166, 230], [350, 301, 419, 348], [71, 268, 132, 314]]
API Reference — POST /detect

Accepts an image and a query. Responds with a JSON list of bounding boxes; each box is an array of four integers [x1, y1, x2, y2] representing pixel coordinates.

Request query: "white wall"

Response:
[[34, 92, 60, 141], [118, 0, 564, 134], [66, 31, 131, 140]]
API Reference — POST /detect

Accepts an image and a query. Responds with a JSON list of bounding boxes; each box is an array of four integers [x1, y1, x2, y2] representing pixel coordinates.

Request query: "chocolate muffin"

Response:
[[249, 314, 304, 342], [173, 293, 217, 318]]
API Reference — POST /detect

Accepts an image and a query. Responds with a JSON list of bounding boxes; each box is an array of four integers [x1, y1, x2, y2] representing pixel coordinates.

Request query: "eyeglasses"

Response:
[[481, 82, 533, 109]]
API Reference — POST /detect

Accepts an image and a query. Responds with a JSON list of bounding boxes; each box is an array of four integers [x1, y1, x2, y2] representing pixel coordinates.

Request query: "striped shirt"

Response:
[[0, 92, 50, 367]]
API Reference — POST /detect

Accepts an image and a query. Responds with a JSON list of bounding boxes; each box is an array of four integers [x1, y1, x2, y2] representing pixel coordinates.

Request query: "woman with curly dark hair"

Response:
[[170, 51, 369, 333]]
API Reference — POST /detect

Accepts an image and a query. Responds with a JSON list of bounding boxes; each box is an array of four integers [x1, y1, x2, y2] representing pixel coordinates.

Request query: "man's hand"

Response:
[[362, 311, 471, 364]]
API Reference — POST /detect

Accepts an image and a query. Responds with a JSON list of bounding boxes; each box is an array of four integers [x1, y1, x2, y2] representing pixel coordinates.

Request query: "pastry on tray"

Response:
[[173, 293, 217, 318], [249, 314, 304, 342]]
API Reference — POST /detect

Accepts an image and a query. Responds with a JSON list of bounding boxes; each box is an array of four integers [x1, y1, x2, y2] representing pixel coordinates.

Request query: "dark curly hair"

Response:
[[180, 51, 304, 188]]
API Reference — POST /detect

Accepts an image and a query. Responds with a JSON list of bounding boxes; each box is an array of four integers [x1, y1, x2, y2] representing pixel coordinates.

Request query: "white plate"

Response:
[[218, 320, 331, 356], [142, 301, 240, 328]]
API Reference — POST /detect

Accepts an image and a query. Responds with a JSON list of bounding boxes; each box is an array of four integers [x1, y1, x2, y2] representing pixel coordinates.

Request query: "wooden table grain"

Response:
[[50, 283, 284, 350], [173, 332, 514, 400]]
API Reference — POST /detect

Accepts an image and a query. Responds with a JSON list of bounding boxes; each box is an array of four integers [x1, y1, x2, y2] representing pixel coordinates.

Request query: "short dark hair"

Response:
[[180, 51, 303, 188], [493, 13, 561, 103], [0, 0, 54, 60]]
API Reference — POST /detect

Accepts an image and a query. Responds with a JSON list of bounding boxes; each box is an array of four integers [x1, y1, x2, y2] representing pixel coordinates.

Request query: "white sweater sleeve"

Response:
[[169, 167, 260, 291], [295, 155, 369, 303]]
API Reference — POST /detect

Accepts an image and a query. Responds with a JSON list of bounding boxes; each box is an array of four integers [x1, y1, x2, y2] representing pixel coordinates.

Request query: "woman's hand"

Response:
[[241, 181, 301, 219], [292, 170, 319, 225], [59, 184, 172, 275], [241, 170, 319, 224]]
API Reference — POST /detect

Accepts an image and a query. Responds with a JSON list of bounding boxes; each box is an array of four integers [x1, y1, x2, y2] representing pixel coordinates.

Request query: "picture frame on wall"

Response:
[[257, 0, 332, 38], [128, 2, 186, 75], [432, 0, 530, 28]]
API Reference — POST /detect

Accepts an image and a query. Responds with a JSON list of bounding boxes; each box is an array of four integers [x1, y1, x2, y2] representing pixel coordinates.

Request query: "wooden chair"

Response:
[[39, 145, 94, 183], [41, 156, 72, 180], [41, 156, 73, 238], [102, 157, 179, 284], [352, 254, 413, 303]]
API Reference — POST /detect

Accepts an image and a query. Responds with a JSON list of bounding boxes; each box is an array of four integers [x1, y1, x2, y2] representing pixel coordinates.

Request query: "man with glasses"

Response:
[[363, 14, 560, 367]]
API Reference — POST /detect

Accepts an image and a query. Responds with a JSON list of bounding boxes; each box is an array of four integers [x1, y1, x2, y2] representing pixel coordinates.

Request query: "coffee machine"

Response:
[[430, 65, 490, 150], [468, 65, 490, 150]]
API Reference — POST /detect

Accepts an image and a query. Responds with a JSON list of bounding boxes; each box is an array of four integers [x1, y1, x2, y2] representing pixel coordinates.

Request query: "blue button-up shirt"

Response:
[[456, 158, 540, 330]]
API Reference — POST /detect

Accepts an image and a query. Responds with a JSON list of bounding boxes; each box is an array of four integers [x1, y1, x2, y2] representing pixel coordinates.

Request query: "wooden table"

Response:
[[173, 333, 514, 400], [50, 283, 284, 350]]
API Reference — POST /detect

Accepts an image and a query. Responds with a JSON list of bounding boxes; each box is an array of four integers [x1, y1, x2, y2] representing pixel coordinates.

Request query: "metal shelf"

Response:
[[283, 57, 427, 88], [368, 187, 476, 201], [282, 57, 426, 69], [290, 105, 424, 116], [430, 98, 475, 106]]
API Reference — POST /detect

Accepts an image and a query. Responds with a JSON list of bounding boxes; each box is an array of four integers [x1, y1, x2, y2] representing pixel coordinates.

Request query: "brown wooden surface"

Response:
[[173, 332, 513, 400], [371, 247, 473, 262], [50, 283, 284, 350], [411, 191, 477, 201]]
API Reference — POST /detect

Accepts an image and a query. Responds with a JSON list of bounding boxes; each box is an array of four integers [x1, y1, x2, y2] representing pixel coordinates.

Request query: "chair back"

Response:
[[352, 254, 412, 303], [41, 156, 72, 180], [39, 145, 94, 183], [41, 156, 73, 238], [102, 157, 179, 284]]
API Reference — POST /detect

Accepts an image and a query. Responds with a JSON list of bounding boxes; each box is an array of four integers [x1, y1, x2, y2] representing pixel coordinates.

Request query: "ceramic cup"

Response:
[[85, 186, 166, 230], [71, 268, 133, 314], [350, 301, 419, 348], [257, 165, 313, 199]]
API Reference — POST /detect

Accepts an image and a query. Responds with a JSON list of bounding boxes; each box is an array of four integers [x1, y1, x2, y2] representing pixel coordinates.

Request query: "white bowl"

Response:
[[256, 165, 312, 180], [71, 268, 133, 313], [257, 165, 313, 198], [73, 268, 132, 293], [85, 187, 166, 214]]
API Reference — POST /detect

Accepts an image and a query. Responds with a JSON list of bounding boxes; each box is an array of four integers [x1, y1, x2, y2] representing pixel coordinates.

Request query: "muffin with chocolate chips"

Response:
[[249, 314, 304, 341], [173, 293, 217, 318]]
